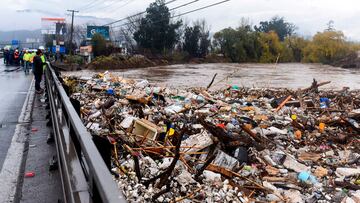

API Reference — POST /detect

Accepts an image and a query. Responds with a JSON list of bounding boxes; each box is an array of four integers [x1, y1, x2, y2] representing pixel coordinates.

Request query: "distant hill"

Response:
[[0, 29, 42, 44]]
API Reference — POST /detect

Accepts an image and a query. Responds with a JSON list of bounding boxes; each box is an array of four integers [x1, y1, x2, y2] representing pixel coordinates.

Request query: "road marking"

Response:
[[0, 78, 34, 202]]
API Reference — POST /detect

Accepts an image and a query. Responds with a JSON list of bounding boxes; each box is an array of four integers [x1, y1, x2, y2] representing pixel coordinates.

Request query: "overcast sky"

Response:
[[1, 0, 360, 40]]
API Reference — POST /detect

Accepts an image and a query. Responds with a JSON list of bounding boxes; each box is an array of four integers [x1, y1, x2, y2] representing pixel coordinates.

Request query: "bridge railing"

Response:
[[45, 62, 127, 203]]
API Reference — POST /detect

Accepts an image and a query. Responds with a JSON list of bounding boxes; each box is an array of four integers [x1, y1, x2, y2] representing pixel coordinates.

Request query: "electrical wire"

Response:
[[83, 0, 129, 13], [103, 0, 196, 26], [81, 0, 117, 12], [78, 0, 103, 11], [112, 0, 230, 29], [104, 0, 137, 15]]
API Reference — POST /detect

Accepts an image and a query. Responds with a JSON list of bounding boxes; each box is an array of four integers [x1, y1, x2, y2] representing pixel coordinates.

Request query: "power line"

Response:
[[77, 0, 102, 11], [102, 0, 137, 15], [173, 0, 230, 18], [112, 0, 230, 29], [83, 0, 129, 13], [169, 0, 199, 12], [103, 0, 179, 26], [81, 0, 117, 12]]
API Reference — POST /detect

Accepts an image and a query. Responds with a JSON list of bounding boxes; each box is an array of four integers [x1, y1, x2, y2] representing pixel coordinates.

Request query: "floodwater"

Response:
[[63, 63, 360, 90]]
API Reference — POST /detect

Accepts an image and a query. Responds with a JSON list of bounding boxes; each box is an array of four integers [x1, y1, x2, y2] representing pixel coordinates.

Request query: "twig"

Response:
[[206, 73, 218, 90], [143, 131, 185, 188], [172, 187, 202, 203], [275, 95, 292, 112]]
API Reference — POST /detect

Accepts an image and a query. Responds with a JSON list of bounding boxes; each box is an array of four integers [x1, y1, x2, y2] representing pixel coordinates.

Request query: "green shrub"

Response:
[[65, 55, 84, 65]]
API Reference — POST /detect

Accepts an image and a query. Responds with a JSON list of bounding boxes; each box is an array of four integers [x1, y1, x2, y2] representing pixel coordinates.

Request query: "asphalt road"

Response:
[[0, 62, 32, 170]]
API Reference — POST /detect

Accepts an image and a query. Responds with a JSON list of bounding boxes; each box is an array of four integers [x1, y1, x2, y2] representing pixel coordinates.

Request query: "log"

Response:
[[195, 153, 217, 181], [302, 80, 331, 92], [143, 131, 185, 188]]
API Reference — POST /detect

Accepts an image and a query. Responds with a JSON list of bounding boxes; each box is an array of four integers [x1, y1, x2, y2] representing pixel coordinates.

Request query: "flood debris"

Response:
[[64, 72, 360, 203]]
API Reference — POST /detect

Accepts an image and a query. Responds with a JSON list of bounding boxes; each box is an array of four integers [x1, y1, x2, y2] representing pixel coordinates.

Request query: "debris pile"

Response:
[[65, 72, 360, 203]]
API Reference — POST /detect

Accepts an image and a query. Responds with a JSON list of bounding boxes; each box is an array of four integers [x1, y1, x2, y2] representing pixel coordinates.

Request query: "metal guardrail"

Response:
[[45, 62, 127, 203]]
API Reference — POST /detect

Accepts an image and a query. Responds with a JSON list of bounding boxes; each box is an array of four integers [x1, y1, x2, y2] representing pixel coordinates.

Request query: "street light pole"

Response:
[[67, 9, 79, 55]]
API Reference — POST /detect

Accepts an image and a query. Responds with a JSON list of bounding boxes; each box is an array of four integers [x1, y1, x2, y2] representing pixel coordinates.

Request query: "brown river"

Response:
[[64, 63, 360, 90]]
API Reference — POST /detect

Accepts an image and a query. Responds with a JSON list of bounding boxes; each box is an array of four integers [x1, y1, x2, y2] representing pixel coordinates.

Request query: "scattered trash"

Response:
[[64, 73, 360, 202], [25, 171, 35, 178], [31, 128, 38, 132]]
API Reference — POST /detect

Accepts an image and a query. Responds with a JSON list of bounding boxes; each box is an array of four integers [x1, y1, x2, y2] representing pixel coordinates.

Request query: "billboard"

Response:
[[87, 26, 110, 40], [41, 18, 66, 35]]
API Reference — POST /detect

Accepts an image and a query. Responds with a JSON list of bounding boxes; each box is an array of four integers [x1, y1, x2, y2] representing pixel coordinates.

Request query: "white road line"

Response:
[[0, 78, 35, 202]]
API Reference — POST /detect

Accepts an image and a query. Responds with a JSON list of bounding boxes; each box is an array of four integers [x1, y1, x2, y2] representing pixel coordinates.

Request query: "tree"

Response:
[[196, 20, 211, 57], [183, 25, 201, 57], [91, 33, 107, 57], [284, 36, 309, 62], [43, 34, 55, 49], [258, 31, 283, 63], [303, 30, 352, 64], [119, 14, 143, 53], [213, 23, 261, 62], [182, 20, 211, 58], [134, 0, 182, 54], [255, 16, 296, 41], [326, 20, 335, 31]]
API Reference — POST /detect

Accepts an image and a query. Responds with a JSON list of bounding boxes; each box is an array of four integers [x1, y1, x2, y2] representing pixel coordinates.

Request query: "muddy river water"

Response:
[[64, 63, 360, 90]]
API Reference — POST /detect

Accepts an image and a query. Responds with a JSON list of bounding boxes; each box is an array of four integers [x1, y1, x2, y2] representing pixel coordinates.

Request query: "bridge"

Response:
[[0, 62, 126, 203]]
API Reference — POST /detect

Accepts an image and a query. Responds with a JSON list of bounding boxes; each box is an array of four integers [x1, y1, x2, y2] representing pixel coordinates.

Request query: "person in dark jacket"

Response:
[[33, 49, 46, 93], [4, 49, 9, 65], [9, 49, 14, 65]]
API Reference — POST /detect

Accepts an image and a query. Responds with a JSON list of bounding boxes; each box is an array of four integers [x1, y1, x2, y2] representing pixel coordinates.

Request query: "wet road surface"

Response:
[[65, 63, 360, 90], [0, 62, 32, 170]]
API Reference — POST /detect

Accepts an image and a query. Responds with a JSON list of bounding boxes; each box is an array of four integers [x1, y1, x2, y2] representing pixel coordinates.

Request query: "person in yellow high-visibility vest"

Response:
[[29, 51, 36, 73], [41, 54, 46, 71], [23, 50, 31, 75]]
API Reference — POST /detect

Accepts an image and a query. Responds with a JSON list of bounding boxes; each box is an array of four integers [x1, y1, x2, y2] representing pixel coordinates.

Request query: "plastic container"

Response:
[[294, 130, 302, 140], [319, 123, 326, 133], [25, 171, 35, 178]]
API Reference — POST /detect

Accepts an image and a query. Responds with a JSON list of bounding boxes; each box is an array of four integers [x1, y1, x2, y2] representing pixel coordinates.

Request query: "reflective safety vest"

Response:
[[23, 53, 31, 61], [30, 53, 36, 63], [41, 55, 46, 71]]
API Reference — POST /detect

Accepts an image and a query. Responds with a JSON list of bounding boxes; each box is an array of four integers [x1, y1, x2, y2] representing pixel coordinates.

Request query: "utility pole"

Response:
[[67, 9, 79, 55]]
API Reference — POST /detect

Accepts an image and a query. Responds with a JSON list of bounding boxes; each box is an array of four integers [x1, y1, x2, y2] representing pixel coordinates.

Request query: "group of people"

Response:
[[3, 48, 39, 74], [3, 47, 46, 94], [3, 49, 25, 66]]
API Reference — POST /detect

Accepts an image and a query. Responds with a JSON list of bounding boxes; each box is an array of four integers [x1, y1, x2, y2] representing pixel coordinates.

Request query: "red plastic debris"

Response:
[[25, 171, 35, 178], [31, 128, 38, 132], [216, 123, 226, 129]]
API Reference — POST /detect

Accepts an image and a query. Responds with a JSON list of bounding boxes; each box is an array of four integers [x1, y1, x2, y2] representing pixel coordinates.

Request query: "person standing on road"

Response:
[[40, 52, 46, 76], [39, 47, 47, 72], [30, 51, 36, 72], [4, 49, 9, 65], [19, 49, 25, 67], [14, 50, 20, 66], [8, 49, 14, 65], [23, 50, 31, 75], [33, 50, 46, 93]]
